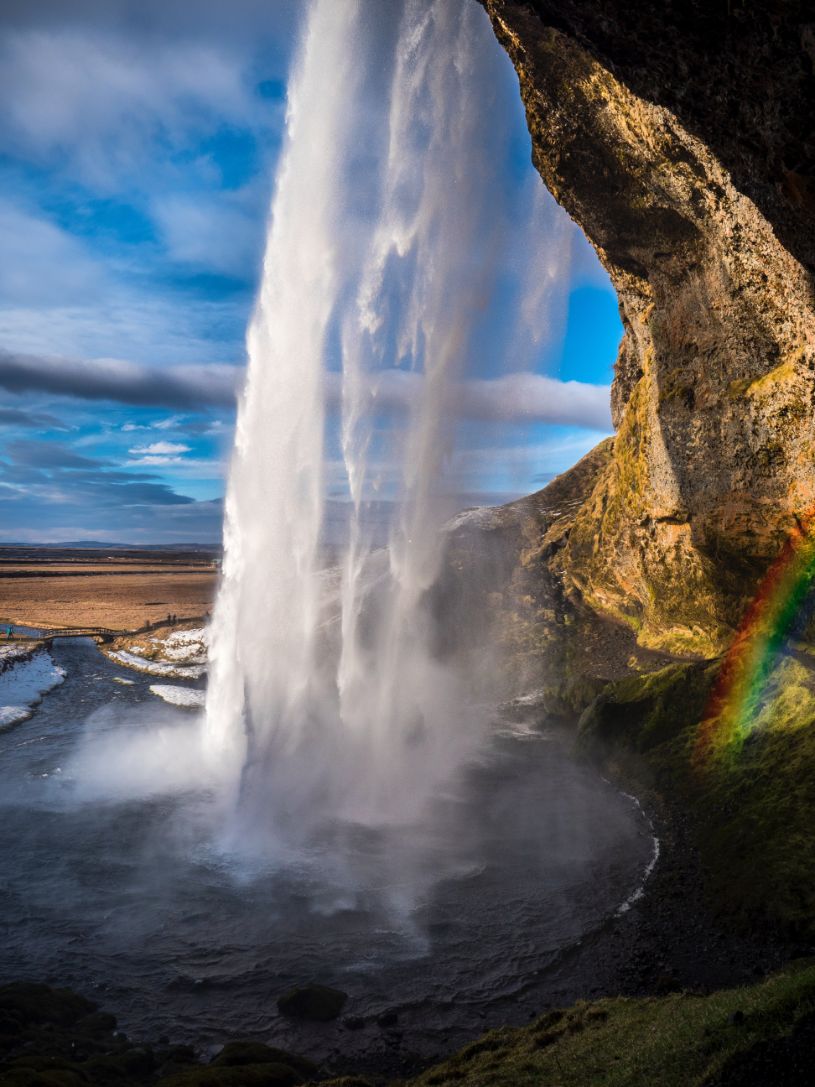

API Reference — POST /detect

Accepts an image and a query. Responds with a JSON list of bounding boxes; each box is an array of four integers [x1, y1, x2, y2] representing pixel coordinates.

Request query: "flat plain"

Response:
[[0, 546, 219, 632]]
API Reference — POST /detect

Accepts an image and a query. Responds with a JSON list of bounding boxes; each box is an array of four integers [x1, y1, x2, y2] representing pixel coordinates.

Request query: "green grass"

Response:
[[348, 961, 815, 1087]]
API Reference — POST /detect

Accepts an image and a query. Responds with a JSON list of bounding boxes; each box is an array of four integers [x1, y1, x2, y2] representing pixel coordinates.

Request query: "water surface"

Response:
[[0, 638, 653, 1068]]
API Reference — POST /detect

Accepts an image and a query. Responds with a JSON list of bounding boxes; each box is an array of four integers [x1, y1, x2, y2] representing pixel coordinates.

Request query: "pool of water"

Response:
[[0, 637, 654, 1071]]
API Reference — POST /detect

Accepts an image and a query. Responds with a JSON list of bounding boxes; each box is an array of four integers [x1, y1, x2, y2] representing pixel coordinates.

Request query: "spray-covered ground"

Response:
[[0, 637, 656, 1073]]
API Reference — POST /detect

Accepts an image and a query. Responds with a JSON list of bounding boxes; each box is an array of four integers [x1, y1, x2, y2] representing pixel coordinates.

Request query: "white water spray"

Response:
[[204, 0, 570, 839]]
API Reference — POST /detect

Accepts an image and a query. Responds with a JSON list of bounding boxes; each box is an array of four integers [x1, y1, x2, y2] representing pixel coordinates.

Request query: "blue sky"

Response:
[[0, 0, 621, 544]]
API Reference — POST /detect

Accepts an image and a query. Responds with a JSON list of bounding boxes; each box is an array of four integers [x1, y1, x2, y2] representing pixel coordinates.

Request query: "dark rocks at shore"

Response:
[[0, 981, 318, 1086]]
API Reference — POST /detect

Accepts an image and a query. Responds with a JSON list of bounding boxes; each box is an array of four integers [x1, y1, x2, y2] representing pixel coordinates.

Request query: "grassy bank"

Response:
[[380, 959, 815, 1087]]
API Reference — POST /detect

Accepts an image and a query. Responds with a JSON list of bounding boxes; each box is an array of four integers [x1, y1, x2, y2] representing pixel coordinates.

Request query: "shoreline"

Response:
[[441, 722, 798, 1020]]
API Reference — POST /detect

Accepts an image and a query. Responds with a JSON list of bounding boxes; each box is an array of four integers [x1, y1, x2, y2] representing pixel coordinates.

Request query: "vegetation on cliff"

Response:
[[391, 960, 815, 1087], [578, 651, 815, 937]]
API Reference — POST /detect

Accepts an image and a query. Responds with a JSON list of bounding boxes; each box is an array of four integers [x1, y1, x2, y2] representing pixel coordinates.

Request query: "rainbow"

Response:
[[693, 507, 815, 768]]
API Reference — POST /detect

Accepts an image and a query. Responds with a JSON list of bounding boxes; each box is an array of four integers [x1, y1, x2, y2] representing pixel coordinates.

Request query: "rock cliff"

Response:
[[480, 0, 815, 655]]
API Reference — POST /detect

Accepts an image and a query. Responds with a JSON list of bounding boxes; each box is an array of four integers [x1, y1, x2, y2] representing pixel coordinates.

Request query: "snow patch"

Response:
[[0, 644, 33, 664], [106, 649, 205, 679], [149, 627, 208, 664], [149, 684, 205, 709], [0, 650, 66, 729]]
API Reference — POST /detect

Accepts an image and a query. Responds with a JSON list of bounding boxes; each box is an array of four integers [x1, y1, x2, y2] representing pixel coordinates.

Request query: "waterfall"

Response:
[[204, 0, 568, 840]]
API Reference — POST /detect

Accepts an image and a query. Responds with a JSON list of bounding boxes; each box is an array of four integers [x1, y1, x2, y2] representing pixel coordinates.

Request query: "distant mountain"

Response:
[[0, 540, 221, 551]]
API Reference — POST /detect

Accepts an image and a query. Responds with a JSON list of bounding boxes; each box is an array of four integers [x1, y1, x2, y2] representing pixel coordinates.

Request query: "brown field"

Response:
[[0, 547, 219, 632]]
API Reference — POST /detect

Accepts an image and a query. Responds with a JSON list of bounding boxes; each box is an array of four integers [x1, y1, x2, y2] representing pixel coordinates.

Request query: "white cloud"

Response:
[[153, 193, 263, 278], [152, 415, 186, 430], [458, 373, 612, 430], [128, 441, 191, 456], [122, 415, 185, 432], [0, 30, 261, 190], [323, 369, 612, 430], [0, 200, 103, 305], [126, 455, 186, 466], [0, 194, 252, 369], [125, 455, 226, 478]]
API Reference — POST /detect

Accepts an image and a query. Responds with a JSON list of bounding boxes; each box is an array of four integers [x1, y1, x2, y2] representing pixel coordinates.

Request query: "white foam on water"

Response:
[[615, 788, 661, 915]]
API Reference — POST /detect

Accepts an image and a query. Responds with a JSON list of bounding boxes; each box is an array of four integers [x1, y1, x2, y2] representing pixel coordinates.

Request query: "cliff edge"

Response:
[[480, 0, 815, 656]]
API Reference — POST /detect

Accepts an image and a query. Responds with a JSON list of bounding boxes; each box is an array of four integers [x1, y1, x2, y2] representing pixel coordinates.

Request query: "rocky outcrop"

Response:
[[480, 0, 815, 655]]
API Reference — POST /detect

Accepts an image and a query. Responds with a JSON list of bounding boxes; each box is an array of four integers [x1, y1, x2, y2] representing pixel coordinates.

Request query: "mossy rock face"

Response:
[[0, 1070, 87, 1087], [0, 982, 97, 1034], [84, 1048, 156, 1080], [75, 1011, 118, 1037], [158, 1063, 305, 1087], [577, 661, 718, 760], [276, 985, 348, 1022], [211, 1042, 316, 1077], [577, 652, 815, 936], [320, 1079, 376, 1087]]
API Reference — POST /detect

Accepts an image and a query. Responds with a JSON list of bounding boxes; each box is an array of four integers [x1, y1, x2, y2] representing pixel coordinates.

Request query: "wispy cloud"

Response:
[[152, 192, 264, 278], [0, 405, 70, 430], [128, 441, 191, 456], [0, 200, 104, 306], [122, 415, 185, 432], [5, 438, 111, 470], [0, 29, 267, 191]]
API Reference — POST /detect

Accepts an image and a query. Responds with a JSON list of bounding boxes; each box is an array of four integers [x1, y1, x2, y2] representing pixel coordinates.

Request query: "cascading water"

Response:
[[0, 1, 665, 1056], [204, 0, 569, 839]]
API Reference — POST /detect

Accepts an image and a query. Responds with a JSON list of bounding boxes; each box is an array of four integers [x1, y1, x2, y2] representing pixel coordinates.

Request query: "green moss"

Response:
[[400, 961, 815, 1086], [210, 1043, 315, 1077], [578, 653, 815, 935], [319, 1080, 376, 1087], [578, 661, 716, 757], [157, 1064, 305, 1087], [0, 1070, 87, 1087], [0, 982, 97, 1033]]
